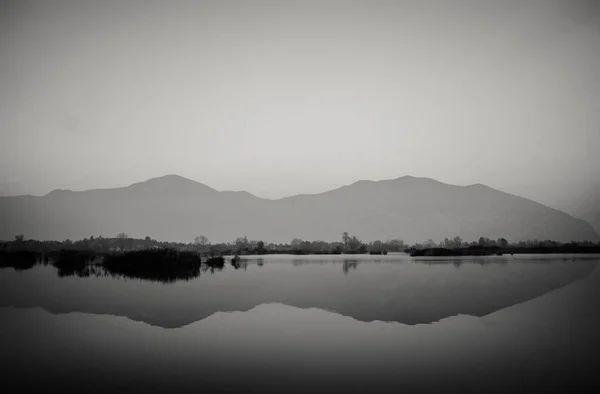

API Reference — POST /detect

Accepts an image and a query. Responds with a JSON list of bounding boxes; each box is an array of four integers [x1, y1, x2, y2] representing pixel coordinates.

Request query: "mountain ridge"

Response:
[[29, 174, 486, 201], [0, 174, 597, 243]]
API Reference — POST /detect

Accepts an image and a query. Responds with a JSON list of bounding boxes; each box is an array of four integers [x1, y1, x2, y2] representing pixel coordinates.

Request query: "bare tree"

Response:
[[423, 239, 437, 248], [194, 235, 209, 246], [453, 236, 463, 248], [235, 236, 248, 246], [342, 232, 350, 250], [348, 235, 362, 252]]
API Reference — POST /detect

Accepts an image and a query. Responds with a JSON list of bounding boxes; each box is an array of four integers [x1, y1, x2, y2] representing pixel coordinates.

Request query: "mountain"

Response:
[[579, 211, 600, 238], [505, 180, 600, 237], [547, 183, 600, 236], [0, 174, 598, 243]]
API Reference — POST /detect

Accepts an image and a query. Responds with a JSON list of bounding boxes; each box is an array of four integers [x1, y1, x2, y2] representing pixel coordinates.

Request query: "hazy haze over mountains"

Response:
[[0, 1, 598, 239], [0, 175, 597, 244], [1, 0, 599, 203]]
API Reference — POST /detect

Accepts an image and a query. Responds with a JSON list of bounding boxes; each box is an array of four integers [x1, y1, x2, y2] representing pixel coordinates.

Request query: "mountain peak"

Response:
[[128, 174, 218, 193], [395, 175, 417, 180], [394, 175, 439, 182], [138, 174, 193, 184], [45, 188, 73, 197], [3, 172, 599, 242], [350, 180, 375, 186]]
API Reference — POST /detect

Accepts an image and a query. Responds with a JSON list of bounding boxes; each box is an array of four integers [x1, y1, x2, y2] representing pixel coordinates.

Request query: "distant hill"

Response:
[[0, 174, 597, 243], [582, 211, 600, 238], [549, 183, 600, 237], [567, 199, 600, 238]]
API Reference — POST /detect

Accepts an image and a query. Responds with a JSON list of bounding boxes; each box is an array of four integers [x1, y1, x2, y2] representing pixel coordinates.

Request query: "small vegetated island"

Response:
[[1, 233, 599, 282]]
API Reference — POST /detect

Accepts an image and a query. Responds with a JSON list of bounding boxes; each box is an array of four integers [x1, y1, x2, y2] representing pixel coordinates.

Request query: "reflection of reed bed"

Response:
[[0, 248, 228, 282], [230, 256, 247, 270], [204, 255, 225, 268], [52, 250, 99, 277], [408, 244, 600, 257], [0, 250, 39, 270], [102, 248, 203, 283], [201, 256, 226, 274], [369, 250, 388, 255], [409, 247, 502, 257]]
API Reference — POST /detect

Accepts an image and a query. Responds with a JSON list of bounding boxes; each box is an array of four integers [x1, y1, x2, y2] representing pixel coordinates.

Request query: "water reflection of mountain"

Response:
[[0, 257, 597, 328], [2, 267, 599, 394]]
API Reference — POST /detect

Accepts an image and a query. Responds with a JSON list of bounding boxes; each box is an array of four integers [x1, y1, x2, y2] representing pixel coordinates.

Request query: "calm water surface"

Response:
[[1, 253, 599, 393]]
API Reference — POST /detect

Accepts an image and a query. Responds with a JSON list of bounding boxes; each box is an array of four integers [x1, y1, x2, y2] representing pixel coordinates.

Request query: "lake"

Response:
[[1, 253, 599, 393]]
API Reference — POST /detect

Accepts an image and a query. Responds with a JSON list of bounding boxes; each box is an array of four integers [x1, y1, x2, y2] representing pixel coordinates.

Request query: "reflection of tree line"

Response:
[[290, 259, 360, 275], [230, 255, 247, 270], [407, 237, 600, 256], [4, 233, 600, 261], [4, 249, 584, 281], [343, 261, 359, 275], [416, 258, 510, 267], [0, 250, 369, 279], [0, 249, 365, 280], [408, 244, 600, 257]]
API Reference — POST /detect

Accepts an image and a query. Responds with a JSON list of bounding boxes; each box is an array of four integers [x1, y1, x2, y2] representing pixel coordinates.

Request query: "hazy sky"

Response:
[[1, 0, 599, 201]]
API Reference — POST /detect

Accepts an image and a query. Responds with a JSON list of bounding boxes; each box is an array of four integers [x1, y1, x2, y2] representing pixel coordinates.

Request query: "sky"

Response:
[[1, 0, 599, 202]]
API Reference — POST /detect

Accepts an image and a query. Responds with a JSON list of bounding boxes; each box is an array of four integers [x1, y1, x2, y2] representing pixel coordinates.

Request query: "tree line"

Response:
[[2, 233, 599, 256]]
